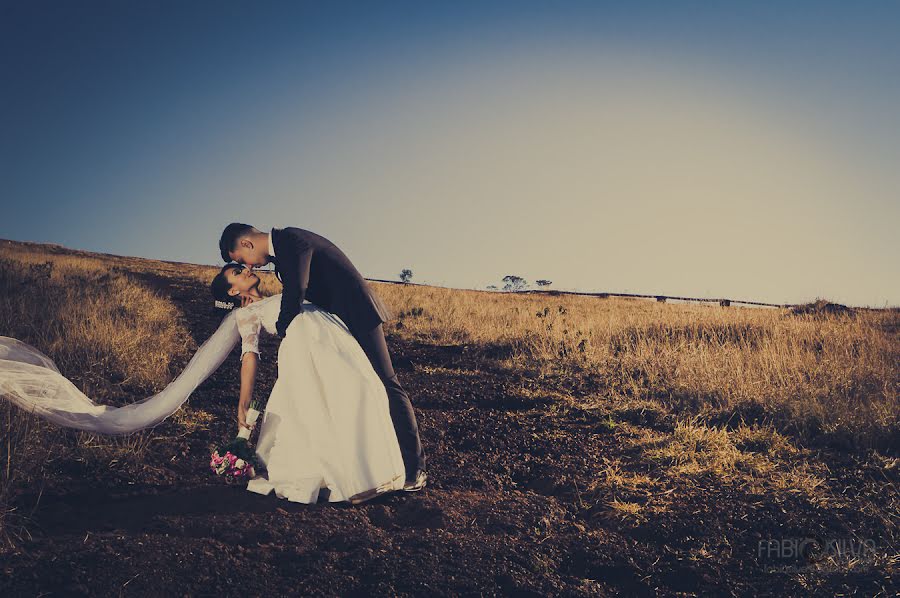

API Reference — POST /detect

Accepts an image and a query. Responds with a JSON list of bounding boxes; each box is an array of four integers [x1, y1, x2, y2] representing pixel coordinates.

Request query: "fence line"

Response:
[[364, 278, 791, 309], [5, 239, 879, 311], [243, 270, 876, 311]]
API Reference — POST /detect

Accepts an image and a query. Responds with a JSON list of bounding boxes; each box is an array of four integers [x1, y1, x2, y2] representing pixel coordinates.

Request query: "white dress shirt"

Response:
[[268, 229, 276, 258]]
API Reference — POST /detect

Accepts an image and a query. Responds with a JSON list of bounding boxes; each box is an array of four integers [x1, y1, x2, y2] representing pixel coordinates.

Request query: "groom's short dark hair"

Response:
[[219, 223, 256, 262]]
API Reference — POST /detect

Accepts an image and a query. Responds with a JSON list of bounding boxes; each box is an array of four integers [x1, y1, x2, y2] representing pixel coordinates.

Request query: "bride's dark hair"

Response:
[[210, 263, 243, 310]]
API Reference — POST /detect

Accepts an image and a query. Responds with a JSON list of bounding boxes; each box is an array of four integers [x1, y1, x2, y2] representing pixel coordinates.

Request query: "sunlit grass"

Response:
[[373, 282, 898, 452], [0, 243, 196, 546]]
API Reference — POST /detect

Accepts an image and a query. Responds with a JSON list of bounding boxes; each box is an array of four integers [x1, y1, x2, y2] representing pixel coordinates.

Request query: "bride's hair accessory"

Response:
[[214, 300, 234, 310]]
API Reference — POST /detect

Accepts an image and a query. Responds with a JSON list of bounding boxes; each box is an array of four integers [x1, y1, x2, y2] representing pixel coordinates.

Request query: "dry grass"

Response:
[[2, 257, 189, 392], [579, 419, 839, 528], [373, 280, 896, 538], [0, 243, 195, 547], [374, 282, 899, 452]]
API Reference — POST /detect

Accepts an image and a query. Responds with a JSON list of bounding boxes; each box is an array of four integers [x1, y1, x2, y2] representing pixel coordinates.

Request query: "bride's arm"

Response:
[[234, 307, 262, 432], [237, 352, 258, 431]]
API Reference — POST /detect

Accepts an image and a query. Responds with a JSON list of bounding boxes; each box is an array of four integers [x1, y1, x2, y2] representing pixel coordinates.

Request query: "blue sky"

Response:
[[2, 1, 898, 307]]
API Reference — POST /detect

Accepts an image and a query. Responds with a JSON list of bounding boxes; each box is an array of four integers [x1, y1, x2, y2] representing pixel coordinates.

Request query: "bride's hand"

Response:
[[241, 295, 260, 307]]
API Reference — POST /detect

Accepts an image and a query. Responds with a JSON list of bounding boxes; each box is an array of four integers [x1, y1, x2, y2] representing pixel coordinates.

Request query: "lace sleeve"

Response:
[[235, 307, 262, 360]]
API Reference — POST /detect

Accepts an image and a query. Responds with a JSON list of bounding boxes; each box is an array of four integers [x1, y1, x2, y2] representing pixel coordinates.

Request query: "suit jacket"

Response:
[[271, 226, 393, 337]]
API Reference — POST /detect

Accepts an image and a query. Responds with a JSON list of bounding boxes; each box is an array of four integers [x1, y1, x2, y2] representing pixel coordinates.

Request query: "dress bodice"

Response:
[[234, 293, 283, 360]]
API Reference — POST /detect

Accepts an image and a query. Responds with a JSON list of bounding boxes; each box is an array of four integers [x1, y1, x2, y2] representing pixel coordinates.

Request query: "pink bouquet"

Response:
[[210, 400, 262, 483], [210, 439, 258, 482]]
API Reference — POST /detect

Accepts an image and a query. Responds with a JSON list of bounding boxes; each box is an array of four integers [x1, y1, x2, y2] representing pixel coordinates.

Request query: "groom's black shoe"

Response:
[[403, 470, 428, 492]]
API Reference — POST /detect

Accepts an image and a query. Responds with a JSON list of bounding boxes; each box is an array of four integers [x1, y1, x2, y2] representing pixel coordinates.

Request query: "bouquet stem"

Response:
[[237, 399, 262, 440]]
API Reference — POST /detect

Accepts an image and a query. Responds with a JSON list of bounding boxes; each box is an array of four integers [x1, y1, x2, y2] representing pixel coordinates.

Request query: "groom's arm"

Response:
[[276, 230, 315, 338]]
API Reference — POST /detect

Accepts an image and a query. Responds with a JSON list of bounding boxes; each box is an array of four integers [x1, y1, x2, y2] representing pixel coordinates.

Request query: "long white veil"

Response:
[[0, 310, 240, 435]]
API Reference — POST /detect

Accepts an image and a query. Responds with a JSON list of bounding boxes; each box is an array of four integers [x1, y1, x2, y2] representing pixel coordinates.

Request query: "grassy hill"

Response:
[[1, 238, 896, 596]]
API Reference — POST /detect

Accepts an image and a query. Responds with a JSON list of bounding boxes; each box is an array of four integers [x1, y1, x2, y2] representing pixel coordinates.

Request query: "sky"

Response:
[[1, 1, 898, 308]]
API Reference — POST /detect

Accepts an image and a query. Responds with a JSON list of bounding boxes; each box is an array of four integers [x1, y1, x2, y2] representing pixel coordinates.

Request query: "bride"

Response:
[[209, 262, 406, 504], [0, 264, 406, 505]]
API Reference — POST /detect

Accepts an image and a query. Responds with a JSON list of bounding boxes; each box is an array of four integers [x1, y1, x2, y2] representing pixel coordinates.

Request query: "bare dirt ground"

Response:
[[1, 255, 896, 597]]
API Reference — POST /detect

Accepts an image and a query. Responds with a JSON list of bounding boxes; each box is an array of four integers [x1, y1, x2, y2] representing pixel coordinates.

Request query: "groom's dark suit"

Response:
[[269, 226, 425, 480]]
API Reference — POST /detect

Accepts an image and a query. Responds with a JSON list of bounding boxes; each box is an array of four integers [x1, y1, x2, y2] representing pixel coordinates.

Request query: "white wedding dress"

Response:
[[0, 293, 406, 504], [236, 294, 406, 503]]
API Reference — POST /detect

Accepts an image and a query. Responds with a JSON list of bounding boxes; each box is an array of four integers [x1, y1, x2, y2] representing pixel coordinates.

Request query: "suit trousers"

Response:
[[349, 322, 426, 480]]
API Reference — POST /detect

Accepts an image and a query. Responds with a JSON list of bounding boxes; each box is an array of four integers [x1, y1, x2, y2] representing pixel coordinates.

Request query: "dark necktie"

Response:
[[270, 256, 282, 283]]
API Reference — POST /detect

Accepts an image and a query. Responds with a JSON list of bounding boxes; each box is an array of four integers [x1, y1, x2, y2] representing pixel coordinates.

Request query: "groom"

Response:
[[219, 223, 427, 491]]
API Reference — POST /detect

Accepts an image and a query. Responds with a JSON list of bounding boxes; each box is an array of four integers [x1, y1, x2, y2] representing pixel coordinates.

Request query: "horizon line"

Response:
[[2, 237, 895, 311]]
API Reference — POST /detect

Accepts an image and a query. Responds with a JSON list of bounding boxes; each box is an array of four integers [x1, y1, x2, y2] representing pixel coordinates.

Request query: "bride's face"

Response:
[[225, 265, 260, 298]]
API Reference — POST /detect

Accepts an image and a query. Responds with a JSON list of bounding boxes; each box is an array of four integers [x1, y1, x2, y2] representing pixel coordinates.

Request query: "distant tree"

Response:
[[502, 275, 528, 292], [536, 279, 552, 288], [399, 269, 413, 283], [486, 285, 498, 291]]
